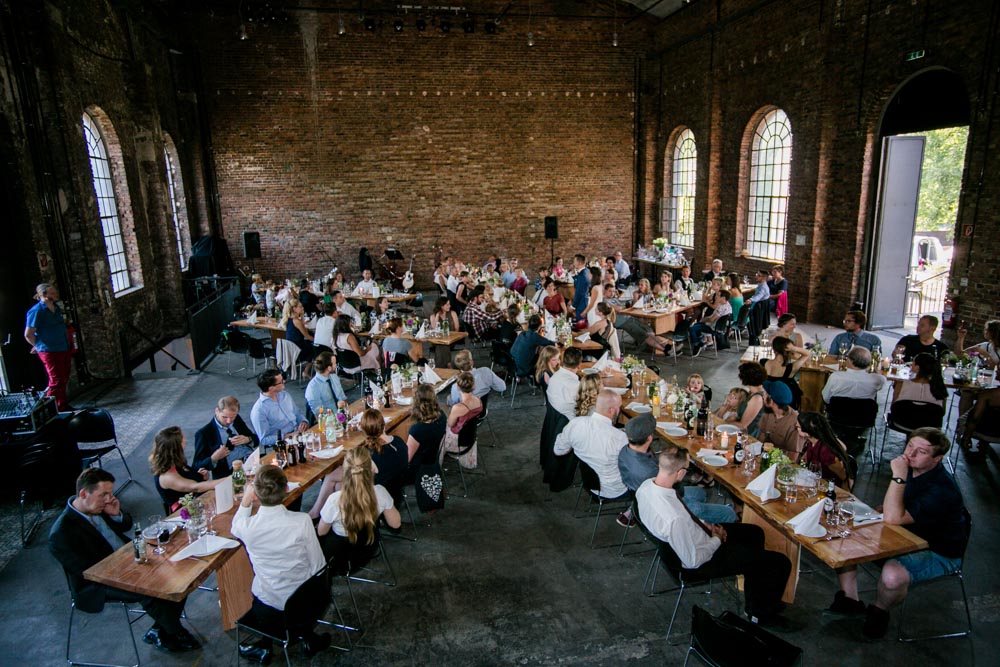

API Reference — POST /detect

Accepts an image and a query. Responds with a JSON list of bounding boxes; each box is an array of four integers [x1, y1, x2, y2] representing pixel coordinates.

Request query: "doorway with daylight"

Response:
[[866, 69, 970, 334]]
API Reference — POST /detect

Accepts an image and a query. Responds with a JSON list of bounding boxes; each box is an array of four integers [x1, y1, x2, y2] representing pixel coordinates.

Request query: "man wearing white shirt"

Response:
[[312, 302, 338, 351], [446, 265, 461, 293], [231, 466, 329, 662], [331, 291, 360, 321], [636, 445, 792, 629], [553, 390, 629, 498], [352, 269, 377, 295], [546, 347, 582, 421], [822, 346, 887, 404]]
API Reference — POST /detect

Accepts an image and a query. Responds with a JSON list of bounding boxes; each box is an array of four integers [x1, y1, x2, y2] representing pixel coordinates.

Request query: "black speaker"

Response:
[[544, 216, 558, 240], [242, 231, 261, 259]]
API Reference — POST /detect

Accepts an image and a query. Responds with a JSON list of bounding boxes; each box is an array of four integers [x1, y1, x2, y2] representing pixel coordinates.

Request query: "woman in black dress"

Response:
[[149, 426, 223, 513]]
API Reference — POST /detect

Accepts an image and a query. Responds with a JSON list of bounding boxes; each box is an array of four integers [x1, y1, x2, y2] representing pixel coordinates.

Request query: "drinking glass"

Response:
[[837, 504, 855, 537], [274, 448, 287, 468], [155, 523, 171, 555], [839, 342, 850, 357], [146, 515, 163, 553], [204, 506, 217, 536], [784, 484, 798, 504]]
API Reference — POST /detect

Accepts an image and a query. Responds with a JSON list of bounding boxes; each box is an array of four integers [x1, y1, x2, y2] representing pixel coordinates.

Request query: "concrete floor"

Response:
[[0, 321, 996, 666]]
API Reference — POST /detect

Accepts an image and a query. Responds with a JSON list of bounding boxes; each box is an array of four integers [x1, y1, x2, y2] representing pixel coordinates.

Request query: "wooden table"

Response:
[[83, 369, 458, 631], [616, 370, 928, 604], [348, 292, 416, 308], [619, 302, 701, 335], [370, 331, 469, 368], [230, 316, 288, 348], [634, 256, 686, 283]]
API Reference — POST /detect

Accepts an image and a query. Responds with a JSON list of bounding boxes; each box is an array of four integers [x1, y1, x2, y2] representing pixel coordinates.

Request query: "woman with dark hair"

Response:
[[429, 296, 459, 332], [763, 336, 810, 410], [371, 296, 392, 325], [727, 362, 768, 437], [892, 352, 948, 407], [775, 313, 805, 349], [797, 412, 854, 489], [149, 426, 223, 513], [586, 302, 621, 358], [726, 272, 745, 317], [334, 314, 380, 372], [406, 383, 447, 467], [280, 298, 316, 374]]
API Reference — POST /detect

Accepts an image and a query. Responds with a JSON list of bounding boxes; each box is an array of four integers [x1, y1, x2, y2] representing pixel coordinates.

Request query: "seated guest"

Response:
[[688, 289, 732, 357], [954, 319, 1000, 421], [313, 302, 337, 352], [360, 408, 409, 505], [726, 272, 745, 317], [763, 336, 809, 410], [193, 396, 259, 479], [832, 428, 969, 639], [251, 274, 266, 305], [264, 281, 276, 314], [701, 278, 725, 308], [445, 265, 462, 293], [510, 268, 529, 294], [352, 268, 377, 295], [497, 305, 521, 346], [822, 346, 886, 405], [586, 302, 621, 359], [331, 290, 361, 322], [653, 270, 673, 296], [370, 296, 392, 326], [453, 271, 474, 316], [766, 265, 788, 312], [757, 382, 801, 461], [429, 296, 460, 332], [603, 284, 671, 353], [231, 466, 330, 663], [580, 267, 604, 327], [747, 269, 771, 309], [957, 387, 1000, 455], [774, 313, 805, 349], [603, 256, 618, 285], [618, 414, 736, 524], [891, 352, 948, 408], [304, 351, 348, 415], [535, 346, 562, 393], [297, 279, 320, 316], [636, 446, 793, 629], [322, 273, 344, 304], [797, 412, 854, 489], [546, 347, 582, 422], [553, 390, 629, 499], [461, 287, 502, 340], [383, 317, 423, 365], [250, 369, 309, 447], [684, 373, 708, 409], [632, 277, 654, 304], [49, 468, 199, 653], [445, 372, 484, 467], [433, 262, 449, 293], [893, 314, 949, 361], [542, 279, 568, 317], [703, 258, 725, 282], [281, 298, 315, 373], [829, 310, 883, 353], [714, 387, 749, 422], [448, 349, 507, 405], [534, 265, 551, 293], [614, 251, 631, 285], [575, 374, 603, 417], [407, 384, 448, 467], [673, 265, 695, 295], [551, 256, 567, 279], [724, 362, 768, 438], [500, 260, 518, 288], [317, 447, 402, 569], [149, 426, 224, 513], [482, 254, 499, 274], [334, 314, 381, 371]]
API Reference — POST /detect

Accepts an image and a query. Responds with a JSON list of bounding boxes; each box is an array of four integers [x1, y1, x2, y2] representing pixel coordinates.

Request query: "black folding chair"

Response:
[[825, 397, 878, 464], [879, 399, 945, 468], [684, 605, 803, 666], [67, 408, 133, 494]]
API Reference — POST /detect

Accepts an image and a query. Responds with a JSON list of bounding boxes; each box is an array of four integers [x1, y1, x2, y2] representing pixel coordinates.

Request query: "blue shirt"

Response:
[[304, 373, 347, 414], [829, 330, 883, 353], [748, 282, 770, 305], [615, 259, 631, 280], [25, 301, 68, 352], [510, 329, 555, 377], [572, 270, 591, 315], [448, 366, 507, 405], [250, 391, 307, 447], [501, 270, 518, 288]]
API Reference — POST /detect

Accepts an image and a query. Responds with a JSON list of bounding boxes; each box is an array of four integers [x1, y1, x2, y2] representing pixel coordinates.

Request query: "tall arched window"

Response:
[[162, 133, 190, 270], [745, 108, 793, 261], [83, 110, 141, 293], [666, 128, 697, 247]]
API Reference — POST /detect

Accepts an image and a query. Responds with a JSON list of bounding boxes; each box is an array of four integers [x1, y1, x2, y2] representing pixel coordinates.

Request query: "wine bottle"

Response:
[[824, 480, 837, 517], [133, 526, 147, 563]]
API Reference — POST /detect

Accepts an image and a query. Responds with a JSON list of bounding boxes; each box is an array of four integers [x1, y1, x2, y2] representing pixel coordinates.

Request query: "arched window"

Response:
[[665, 128, 697, 247], [162, 133, 190, 270], [744, 108, 793, 261], [83, 110, 141, 293]]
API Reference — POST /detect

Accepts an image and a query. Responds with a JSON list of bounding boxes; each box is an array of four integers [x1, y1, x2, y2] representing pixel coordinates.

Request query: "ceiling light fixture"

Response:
[[416, 17, 427, 31], [462, 16, 475, 33], [484, 18, 497, 34], [394, 18, 404, 32], [364, 17, 376, 31], [527, 0, 533, 47]]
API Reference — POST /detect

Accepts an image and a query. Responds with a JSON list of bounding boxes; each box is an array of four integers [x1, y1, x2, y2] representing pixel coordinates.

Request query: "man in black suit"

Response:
[[703, 258, 725, 282], [193, 396, 259, 479], [48, 468, 198, 653]]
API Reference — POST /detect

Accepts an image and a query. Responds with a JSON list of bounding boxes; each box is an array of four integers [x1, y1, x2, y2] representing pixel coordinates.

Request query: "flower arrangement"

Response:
[[404, 315, 420, 333], [621, 355, 643, 375], [761, 445, 792, 473], [178, 493, 203, 521], [652, 237, 669, 251]]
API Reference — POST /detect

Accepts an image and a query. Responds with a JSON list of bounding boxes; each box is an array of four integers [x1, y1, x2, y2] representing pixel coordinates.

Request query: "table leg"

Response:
[[434, 344, 453, 369], [799, 368, 828, 414], [217, 547, 254, 631], [742, 505, 800, 604]]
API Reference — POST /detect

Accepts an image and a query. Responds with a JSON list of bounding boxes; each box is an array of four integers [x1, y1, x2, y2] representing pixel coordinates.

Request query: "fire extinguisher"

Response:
[[941, 297, 957, 329], [66, 324, 79, 354]]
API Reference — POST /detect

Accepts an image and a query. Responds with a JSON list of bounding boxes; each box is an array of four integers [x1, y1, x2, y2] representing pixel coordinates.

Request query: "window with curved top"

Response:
[[666, 128, 697, 248], [162, 134, 190, 270], [83, 110, 141, 293], [745, 108, 793, 262]]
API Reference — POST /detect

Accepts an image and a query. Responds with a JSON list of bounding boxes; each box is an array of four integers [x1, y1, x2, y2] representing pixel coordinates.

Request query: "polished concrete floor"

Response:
[[0, 322, 996, 666]]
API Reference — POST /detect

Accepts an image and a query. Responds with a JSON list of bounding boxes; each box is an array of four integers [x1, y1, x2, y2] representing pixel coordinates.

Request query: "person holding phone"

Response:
[[193, 396, 260, 479]]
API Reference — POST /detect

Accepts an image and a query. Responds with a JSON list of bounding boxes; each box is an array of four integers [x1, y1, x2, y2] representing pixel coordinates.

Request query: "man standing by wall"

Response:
[[24, 283, 72, 410]]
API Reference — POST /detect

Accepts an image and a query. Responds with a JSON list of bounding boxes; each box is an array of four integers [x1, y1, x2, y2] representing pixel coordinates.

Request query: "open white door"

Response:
[[869, 136, 925, 329]]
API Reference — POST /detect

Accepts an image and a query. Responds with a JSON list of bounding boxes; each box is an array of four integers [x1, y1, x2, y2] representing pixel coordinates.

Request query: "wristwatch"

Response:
[[891, 477, 906, 485]]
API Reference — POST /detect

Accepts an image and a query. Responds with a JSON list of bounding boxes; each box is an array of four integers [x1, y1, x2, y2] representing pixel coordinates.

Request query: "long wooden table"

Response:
[[230, 316, 302, 348], [369, 330, 469, 368], [619, 302, 701, 335], [601, 365, 928, 603], [84, 369, 458, 631], [348, 292, 416, 308]]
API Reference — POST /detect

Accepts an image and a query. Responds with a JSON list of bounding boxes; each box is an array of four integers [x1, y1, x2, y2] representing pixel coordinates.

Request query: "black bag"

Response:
[[414, 463, 445, 512]]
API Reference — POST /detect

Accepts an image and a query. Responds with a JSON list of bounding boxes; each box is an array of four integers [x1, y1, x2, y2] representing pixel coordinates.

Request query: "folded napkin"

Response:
[[493, 287, 505, 302], [415, 323, 428, 339], [745, 464, 778, 500], [607, 360, 622, 372], [698, 448, 729, 458], [593, 351, 610, 371], [421, 366, 443, 384], [311, 445, 344, 460], [847, 499, 884, 526], [287, 481, 300, 491], [247, 312, 258, 325], [786, 498, 828, 536], [576, 332, 592, 343], [632, 296, 644, 309], [169, 534, 240, 562]]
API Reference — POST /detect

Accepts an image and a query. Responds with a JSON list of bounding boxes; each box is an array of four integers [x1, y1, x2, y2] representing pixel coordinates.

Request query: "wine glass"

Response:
[[155, 522, 171, 555], [837, 503, 855, 537], [204, 506, 217, 537], [839, 341, 850, 357]]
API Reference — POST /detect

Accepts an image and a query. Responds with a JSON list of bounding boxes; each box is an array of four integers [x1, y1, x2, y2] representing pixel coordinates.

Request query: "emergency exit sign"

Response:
[[905, 50, 926, 62]]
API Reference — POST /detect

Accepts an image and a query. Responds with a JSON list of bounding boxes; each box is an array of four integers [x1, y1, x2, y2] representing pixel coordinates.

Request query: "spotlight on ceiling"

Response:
[[338, 17, 346, 35], [364, 17, 375, 31], [484, 19, 497, 35], [527, 31, 534, 47], [394, 18, 403, 32], [238, 23, 248, 40], [440, 18, 451, 33], [462, 18, 475, 33], [416, 17, 427, 31]]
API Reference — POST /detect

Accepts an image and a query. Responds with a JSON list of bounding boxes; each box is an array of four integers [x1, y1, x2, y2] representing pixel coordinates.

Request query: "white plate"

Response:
[[716, 424, 740, 434], [581, 367, 600, 375], [395, 396, 413, 405], [700, 455, 729, 467], [142, 522, 180, 540], [631, 405, 652, 413], [663, 426, 688, 437], [794, 524, 828, 539], [607, 386, 629, 395], [752, 487, 782, 502], [657, 422, 681, 429]]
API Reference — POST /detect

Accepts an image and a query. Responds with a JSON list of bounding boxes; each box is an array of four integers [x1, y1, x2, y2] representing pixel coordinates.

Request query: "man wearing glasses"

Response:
[[250, 369, 309, 447], [829, 310, 882, 353]]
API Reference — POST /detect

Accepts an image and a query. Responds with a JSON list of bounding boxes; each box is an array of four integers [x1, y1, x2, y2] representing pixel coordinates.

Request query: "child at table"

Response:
[[685, 373, 709, 408], [714, 387, 748, 421]]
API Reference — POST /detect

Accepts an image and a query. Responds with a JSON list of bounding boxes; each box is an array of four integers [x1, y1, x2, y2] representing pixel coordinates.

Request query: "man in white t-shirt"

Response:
[[546, 347, 582, 421], [554, 390, 629, 498]]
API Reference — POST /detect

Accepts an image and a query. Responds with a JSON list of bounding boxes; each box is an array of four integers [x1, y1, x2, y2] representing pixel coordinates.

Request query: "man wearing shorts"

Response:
[[829, 427, 969, 639]]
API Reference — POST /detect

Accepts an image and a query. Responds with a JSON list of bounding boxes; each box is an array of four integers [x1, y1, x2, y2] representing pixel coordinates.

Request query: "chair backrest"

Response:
[[578, 460, 601, 494], [826, 397, 878, 428], [713, 313, 733, 335], [888, 400, 945, 431], [19, 441, 57, 487], [734, 303, 752, 328], [456, 413, 480, 453], [246, 337, 270, 360], [972, 407, 1000, 439], [284, 565, 331, 633], [225, 328, 250, 353], [475, 394, 491, 427], [66, 408, 116, 444], [336, 346, 363, 372], [632, 501, 685, 575]]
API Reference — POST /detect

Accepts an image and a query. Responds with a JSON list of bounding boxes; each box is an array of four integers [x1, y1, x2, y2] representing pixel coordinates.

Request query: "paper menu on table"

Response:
[[215, 475, 234, 514]]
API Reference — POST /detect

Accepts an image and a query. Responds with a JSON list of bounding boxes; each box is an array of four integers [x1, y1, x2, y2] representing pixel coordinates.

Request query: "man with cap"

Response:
[[618, 412, 737, 526], [758, 381, 802, 460]]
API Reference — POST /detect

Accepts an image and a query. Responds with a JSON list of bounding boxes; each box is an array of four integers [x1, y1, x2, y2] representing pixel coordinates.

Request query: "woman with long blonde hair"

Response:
[[317, 447, 401, 544], [575, 373, 603, 416], [280, 297, 316, 372], [360, 408, 408, 504], [535, 346, 562, 392]]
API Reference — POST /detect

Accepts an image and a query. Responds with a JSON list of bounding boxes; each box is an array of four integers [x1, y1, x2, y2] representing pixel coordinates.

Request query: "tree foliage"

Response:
[[910, 126, 969, 241]]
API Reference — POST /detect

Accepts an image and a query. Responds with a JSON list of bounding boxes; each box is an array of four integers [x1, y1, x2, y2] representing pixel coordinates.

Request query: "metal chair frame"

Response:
[[63, 570, 147, 667], [68, 409, 134, 495]]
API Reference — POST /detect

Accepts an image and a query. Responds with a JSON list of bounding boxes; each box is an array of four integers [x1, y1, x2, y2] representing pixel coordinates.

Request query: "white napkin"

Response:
[[215, 476, 233, 515], [372, 284, 380, 297], [847, 499, 884, 526], [632, 296, 644, 309], [745, 464, 778, 500], [247, 311, 258, 325], [421, 366, 443, 384], [245, 446, 261, 471], [576, 332, 592, 343], [786, 499, 828, 536], [369, 320, 380, 335], [169, 534, 240, 561], [697, 448, 729, 458], [287, 481, 300, 492], [593, 352, 610, 371], [311, 445, 344, 460], [415, 323, 428, 339], [370, 381, 385, 403], [607, 360, 622, 372], [544, 313, 557, 341]]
